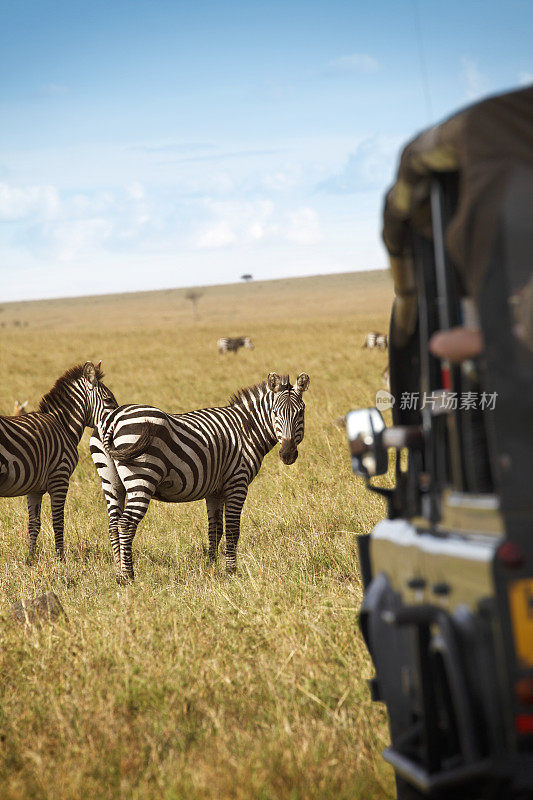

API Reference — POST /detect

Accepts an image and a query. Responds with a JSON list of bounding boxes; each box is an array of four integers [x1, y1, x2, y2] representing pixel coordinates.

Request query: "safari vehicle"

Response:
[[346, 86, 533, 799]]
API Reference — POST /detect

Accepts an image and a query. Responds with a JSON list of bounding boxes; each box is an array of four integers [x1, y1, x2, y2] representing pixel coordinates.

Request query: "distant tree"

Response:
[[241, 274, 253, 282], [185, 288, 204, 321]]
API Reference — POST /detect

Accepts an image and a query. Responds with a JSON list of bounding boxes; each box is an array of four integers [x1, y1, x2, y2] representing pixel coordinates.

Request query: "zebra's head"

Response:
[[82, 361, 118, 427], [244, 337, 255, 350], [266, 372, 310, 464]]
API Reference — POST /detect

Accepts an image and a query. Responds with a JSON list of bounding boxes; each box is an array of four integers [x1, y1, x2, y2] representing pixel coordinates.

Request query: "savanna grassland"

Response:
[[0, 271, 396, 800]]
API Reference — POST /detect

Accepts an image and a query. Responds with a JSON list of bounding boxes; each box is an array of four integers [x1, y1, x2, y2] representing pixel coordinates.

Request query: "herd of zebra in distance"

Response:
[[1, 329, 385, 584], [0, 352, 310, 582]]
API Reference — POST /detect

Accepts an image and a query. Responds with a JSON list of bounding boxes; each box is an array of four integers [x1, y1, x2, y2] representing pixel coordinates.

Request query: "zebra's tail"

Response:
[[105, 422, 156, 464]]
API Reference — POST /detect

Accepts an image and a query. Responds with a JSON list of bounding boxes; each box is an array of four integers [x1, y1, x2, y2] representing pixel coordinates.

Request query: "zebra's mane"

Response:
[[38, 363, 104, 413], [229, 375, 291, 408], [229, 381, 267, 408]]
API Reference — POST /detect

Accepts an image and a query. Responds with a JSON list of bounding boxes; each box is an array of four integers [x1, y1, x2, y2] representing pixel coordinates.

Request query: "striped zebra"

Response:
[[217, 336, 254, 354], [376, 333, 388, 351], [362, 331, 388, 350], [92, 372, 310, 582], [0, 362, 117, 562], [362, 331, 379, 349]]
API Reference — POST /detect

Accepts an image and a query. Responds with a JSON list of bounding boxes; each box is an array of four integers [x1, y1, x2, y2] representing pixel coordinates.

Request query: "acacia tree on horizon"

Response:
[[185, 288, 204, 321]]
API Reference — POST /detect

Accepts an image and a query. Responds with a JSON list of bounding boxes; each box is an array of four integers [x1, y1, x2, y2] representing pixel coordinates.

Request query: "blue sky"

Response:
[[1, 0, 532, 301]]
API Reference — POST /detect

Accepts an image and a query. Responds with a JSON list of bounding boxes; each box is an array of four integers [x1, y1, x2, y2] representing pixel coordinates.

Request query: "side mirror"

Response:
[[346, 407, 388, 477]]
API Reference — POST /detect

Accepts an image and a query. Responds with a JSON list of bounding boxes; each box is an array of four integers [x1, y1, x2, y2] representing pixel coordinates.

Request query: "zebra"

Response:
[[362, 332, 388, 350], [217, 336, 254, 355], [91, 372, 310, 583], [362, 331, 379, 349], [0, 362, 118, 562]]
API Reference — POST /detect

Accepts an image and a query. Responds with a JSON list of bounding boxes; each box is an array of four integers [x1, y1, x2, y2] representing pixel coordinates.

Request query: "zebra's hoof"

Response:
[[116, 572, 134, 586], [26, 552, 36, 566], [55, 550, 65, 562], [225, 565, 237, 575]]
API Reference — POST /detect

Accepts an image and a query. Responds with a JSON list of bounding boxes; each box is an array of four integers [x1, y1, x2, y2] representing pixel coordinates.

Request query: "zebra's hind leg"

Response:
[[224, 492, 246, 574], [206, 496, 224, 561], [116, 493, 152, 584], [108, 491, 126, 571], [102, 476, 126, 571], [89, 429, 125, 570], [26, 492, 43, 564], [49, 480, 69, 560]]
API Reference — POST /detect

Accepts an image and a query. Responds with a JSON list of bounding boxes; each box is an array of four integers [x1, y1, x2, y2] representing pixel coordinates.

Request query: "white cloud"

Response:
[[319, 135, 401, 194], [285, 207, 321, 245], [0, 182, 60, 221], [46, 218, 114, 262], [519, 72, 533, 86], [327, 52, 380, 74], [193, 199, 275, 249], [461, 56, 489, 100], [195, 221, 236, 248], [70, 191, 115, 215], [126, 181, 145, 200]]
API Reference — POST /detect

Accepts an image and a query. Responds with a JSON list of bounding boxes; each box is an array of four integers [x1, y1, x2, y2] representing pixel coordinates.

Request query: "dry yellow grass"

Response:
[[0, 270, 396, 800]]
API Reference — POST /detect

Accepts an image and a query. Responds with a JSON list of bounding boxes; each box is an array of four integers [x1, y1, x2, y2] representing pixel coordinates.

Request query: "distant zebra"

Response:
[[362, 332, 379, 349], [362, 332, 388, 350], [13, 400, 28, 416], [92, 372, 310, 582], [217, 336, 254, 354], [0, 362, 117, 562]]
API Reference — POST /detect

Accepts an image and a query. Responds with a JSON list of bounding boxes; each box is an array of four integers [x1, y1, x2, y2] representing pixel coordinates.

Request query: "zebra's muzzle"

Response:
[[280, 438, 298, 465]]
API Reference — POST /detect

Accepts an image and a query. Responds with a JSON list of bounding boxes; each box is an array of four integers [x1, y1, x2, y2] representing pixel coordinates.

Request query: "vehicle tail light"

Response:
[[515, 714, 533, 734], [496, 541, 526, 569]]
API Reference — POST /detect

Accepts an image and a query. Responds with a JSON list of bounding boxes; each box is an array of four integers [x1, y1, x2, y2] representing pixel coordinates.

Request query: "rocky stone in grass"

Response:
[[8, 592, 67, 627]]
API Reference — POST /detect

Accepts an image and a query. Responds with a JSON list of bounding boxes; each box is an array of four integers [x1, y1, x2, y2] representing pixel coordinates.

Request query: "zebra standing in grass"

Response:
[[362, 331, 379, 349], [0, 362, 117, 562], [217, 336, 254, 355], [92, 372, 310, 582], [362, 332, 388, 350]]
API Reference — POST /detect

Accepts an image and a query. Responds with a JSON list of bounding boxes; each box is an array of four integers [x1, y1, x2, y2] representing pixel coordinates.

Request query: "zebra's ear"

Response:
[[267, 372, 282, 393], [83, 361, 97, 388], [295, 373, 310, 393], [96, 360, 102, 371]]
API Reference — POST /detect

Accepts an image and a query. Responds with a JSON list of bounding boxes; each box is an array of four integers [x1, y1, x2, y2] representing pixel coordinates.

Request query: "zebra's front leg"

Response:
[[117, 492, 152, 584], [206, 496, 224, 561], [224, 491, 247, 574], [26, 492, 43, 564], [49, 480, 69, 560]]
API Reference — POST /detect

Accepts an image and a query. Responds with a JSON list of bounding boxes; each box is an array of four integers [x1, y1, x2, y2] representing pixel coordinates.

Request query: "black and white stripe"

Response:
[[217, 336, 254, 354], [0, 362, 117, 562], [362, 331, 379, 349], [92, 371, 310, 582], [362, 331, 388, 350]]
